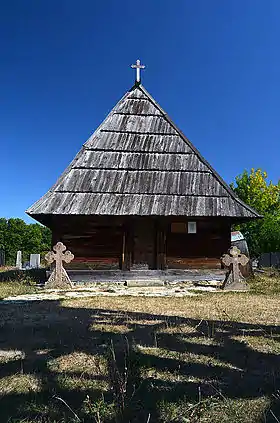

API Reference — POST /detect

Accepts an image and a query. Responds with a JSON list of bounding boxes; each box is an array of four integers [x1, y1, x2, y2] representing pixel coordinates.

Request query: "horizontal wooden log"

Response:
[[65, 257, 120, 270], [167, 257, 222, 269], [73, 257, 119, 263]]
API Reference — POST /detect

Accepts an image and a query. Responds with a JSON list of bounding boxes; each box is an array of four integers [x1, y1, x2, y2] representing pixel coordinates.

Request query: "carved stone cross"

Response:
[[45, 242, 74, 289], [221, 246, 249, 290]]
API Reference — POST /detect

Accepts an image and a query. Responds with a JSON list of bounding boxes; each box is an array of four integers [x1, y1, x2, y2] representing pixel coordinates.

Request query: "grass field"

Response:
[[0, 274, 279, 422]]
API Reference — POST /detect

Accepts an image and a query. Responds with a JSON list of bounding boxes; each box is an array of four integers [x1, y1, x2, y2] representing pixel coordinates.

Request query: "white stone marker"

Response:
[[30, 254, 40, 268], [16, 251, 22, 270]]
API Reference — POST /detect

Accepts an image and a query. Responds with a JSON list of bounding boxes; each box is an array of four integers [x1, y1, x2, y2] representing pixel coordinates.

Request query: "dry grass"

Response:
[[0, 275, 279, 422], [248, 270, 280, 295], [0, 281, 40, 299], [0, 374, 42, 395]]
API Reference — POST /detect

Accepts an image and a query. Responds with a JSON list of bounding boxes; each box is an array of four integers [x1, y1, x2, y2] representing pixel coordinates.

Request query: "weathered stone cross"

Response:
[[45, 242, 74, 289], [131, 59, 145, 83], [221, 246, 249, 290]]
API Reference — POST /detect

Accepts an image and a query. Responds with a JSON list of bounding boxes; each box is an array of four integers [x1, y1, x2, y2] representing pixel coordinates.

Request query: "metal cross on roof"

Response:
[[131, 59, 145, 83]]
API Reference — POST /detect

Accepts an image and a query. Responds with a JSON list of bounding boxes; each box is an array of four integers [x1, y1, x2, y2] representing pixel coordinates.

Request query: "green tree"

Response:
[[6, 218, 27, 264], [258, 213, 280, 253], [0, 218, 51, 266], [230, 168, 280, 214], [0, 218, 8, 251], [231, 169, 280, 256], [41, 226, 52, 251]]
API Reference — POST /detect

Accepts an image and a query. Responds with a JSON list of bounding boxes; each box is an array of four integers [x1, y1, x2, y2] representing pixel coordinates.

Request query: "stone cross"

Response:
[[131, 59, 145, 83], [45, 242, 74, 289], [221, 246, 249, 290]]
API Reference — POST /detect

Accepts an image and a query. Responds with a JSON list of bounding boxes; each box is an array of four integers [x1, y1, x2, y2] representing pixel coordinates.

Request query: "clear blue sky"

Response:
[[1, 0, 279, 222]]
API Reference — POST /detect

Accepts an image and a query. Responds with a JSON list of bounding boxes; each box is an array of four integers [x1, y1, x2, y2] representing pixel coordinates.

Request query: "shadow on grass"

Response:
[[0, 300, 279, 422], [0, 268, 47, 283]]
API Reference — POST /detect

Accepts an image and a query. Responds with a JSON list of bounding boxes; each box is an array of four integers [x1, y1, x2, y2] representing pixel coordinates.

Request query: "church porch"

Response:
[[64, 268, 227, 285]]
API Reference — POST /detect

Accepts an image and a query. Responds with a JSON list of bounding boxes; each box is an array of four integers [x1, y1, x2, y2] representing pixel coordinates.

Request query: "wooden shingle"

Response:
[[27, 84, 261, 218]]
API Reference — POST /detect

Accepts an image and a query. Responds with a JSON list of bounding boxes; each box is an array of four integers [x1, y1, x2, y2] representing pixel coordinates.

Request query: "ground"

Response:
[[0, 273, 279, 422]]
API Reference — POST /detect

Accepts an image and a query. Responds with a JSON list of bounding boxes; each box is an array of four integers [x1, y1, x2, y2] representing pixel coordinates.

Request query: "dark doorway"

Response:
[[130, 219, 156, 270]]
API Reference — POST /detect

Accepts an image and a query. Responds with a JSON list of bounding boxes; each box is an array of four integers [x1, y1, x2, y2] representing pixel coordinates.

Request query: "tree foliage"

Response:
[[0, 218, 51, 266], [231, 169, 280, 256], [230, 169, 280, 214]]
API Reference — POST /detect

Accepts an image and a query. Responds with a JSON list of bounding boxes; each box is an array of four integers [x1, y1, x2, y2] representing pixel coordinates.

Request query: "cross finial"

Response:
[[131, 59, 145, 83]]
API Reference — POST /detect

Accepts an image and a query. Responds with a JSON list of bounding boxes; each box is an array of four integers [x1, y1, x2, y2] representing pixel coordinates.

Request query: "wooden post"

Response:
[[122, 223, 132, 270], [121, 231, 125, 269], [156, 220, 167, 270]]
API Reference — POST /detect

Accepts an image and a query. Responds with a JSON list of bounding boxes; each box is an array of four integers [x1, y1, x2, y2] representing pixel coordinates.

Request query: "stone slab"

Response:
[[126, 279, 165, 287], [30, 254, 40, 269], [65, 269, 226, 284], [2, 286, 199, 302]]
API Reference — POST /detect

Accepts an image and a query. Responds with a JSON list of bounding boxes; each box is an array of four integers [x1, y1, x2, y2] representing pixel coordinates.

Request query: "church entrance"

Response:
[[123, 218, 156, 270], [131, 219, 155, 269]]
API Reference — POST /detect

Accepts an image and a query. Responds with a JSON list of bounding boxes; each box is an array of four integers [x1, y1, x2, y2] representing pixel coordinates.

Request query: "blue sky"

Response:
[[1, 0, 279, 222]]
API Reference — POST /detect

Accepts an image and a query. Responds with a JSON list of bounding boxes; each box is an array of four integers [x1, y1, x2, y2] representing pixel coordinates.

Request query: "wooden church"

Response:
[[27, 61, 260, 272]]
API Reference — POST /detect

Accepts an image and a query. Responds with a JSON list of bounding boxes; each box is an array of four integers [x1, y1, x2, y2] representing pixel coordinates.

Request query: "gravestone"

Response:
[[45, 242, 74, 289], [271, 252, 280, 268], [16, 251, 22, 270], [30, 254, 40, 269], [259, 252, 270, 268], [259, 252, 280, 268], [221, 246, 249, 291], [231, 231, 251, 277]]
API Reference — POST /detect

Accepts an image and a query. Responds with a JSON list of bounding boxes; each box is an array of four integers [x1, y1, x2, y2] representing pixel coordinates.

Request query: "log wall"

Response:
[[166, 219, 231, 269], [52, 217, 123, 270], [50, 216, 231, 270]]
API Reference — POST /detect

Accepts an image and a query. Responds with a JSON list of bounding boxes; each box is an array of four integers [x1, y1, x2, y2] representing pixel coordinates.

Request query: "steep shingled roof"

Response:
[[26, 84, 261, 218]]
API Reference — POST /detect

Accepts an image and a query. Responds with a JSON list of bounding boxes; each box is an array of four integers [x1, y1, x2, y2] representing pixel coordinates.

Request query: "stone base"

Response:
[[65, 269, 226, 284], [126, 279, 165, 287], [221, 271, 249, 291], [45, 268, 73, 289], [130, 264, 150, 270]]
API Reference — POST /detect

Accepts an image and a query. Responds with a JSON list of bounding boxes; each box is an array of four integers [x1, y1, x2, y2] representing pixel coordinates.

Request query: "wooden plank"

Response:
[[29, 193, 255, 217], [74, 150, 207, 171], [166, 219, 231, 258], [167, 257, 221, 269], [57, 225, 123, 270], [73, 257, 118, 263], [85, 133, 192, 153], [56, 169, 229, 197]]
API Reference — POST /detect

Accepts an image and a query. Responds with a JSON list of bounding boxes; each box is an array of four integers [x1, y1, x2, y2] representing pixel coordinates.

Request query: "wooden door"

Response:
[[130, 219, 156, 269]]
